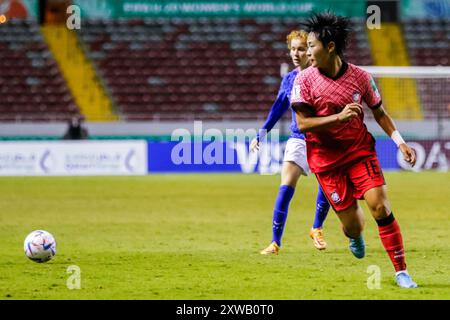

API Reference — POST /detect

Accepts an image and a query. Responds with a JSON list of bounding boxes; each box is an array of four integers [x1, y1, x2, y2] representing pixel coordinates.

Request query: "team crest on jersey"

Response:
[[330, 191, 341, 204], [352, 91, 361, 103]]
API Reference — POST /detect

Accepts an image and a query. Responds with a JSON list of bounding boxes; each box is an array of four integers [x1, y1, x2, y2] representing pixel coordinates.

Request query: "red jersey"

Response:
[[291, 62, 382, 173]]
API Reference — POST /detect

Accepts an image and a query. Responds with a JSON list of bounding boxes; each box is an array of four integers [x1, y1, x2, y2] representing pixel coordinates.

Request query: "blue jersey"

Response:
[[257, 68, 305, 141]]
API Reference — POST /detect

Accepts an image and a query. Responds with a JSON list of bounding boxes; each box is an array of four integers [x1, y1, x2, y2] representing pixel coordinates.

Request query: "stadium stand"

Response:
[[403, 18, 450, 119], [0, 20, 80, 122], [78, 18, 373, 121], [0, 17, 448, 122], [403, 18, 449, 66]]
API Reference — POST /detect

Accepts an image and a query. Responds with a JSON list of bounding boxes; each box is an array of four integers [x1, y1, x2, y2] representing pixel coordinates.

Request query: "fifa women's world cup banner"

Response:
[[148, 138, 450, 174], [73, 0, 365, 18]]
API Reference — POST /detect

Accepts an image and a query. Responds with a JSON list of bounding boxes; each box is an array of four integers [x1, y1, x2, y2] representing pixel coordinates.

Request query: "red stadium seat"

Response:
[[0, 21, 81, 122]]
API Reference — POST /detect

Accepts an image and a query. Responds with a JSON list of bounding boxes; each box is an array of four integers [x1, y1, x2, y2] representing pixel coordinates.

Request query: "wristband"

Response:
[[391, 130, 405, 147]]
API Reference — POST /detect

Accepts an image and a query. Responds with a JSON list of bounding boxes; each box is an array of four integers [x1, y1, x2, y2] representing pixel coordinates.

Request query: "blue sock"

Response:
[[271, 185, 295, 246], [312, 186, 330, 229]]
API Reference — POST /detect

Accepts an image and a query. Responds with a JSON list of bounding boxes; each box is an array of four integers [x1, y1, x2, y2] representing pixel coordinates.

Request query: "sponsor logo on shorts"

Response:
[[330, 191, 341, 204]]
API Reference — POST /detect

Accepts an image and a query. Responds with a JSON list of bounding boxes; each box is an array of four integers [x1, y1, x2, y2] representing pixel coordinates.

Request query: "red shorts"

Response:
[[315, 155, 386, 212]]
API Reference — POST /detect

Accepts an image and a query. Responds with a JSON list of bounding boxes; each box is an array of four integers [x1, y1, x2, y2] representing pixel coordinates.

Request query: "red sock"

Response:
[[377, 215, 407, 272]]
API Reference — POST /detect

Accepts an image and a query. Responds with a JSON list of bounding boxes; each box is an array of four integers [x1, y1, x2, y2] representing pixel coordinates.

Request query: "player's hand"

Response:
[[250, 138, 260, 152], [399, 143, 416, 166], [338, 103, 362, 122]]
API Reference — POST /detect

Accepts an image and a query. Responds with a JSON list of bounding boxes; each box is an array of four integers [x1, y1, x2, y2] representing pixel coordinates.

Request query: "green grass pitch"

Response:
[[0, 172, 449, 299]]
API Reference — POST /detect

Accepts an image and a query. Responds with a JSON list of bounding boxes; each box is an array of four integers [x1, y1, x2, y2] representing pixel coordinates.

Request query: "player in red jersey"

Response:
[[291, 12, 418, 288]]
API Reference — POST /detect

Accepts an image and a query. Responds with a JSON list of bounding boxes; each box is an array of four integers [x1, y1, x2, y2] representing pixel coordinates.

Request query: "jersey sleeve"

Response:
[[361, 71, 382, 109], [257, 76, 291, 140], [290, 72, 313, 113]]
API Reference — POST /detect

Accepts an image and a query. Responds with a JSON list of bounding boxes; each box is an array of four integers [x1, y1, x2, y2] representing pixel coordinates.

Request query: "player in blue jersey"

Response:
[[251, 30, 331, 254]]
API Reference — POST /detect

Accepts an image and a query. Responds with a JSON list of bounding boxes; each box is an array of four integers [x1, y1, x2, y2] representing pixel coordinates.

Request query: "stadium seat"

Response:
[[0, 20, 80, 122]]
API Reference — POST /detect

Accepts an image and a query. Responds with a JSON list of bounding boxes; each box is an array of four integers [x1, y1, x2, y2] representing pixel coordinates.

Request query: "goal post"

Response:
[[361, 66, 450, 78], [358, 66, 450, 139]]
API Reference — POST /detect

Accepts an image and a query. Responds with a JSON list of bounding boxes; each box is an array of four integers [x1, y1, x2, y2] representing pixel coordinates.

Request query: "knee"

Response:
[[281, 172, 299, 188], [368, 201, 390, 219]]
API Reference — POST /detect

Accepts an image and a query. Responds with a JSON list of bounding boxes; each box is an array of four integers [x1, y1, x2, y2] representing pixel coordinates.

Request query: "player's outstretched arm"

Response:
[[293, 102, 362, 132], [251, 78, 292, 153], [372, 106, 416, 166]]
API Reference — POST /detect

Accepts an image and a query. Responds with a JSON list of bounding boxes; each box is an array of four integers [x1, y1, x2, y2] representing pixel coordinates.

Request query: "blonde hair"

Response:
[[286, 30, 308, 49]]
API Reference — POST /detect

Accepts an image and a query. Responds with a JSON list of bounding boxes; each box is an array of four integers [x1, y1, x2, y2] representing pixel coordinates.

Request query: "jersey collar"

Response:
[[318, 60, 348, 80]]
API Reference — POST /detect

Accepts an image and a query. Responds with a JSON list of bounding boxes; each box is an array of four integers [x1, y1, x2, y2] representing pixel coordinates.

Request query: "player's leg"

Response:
[[310, 186, 331, 250], [316, 169, 366, 258], [351, 155, 417, 288], [261, 161, 302, 255], [261, 138, 306, 255], [364, 186, 417, 288], [335, 202, 365, 238], [280, 160, 302, 187], [279, 138, 331, 251], [273, 160, 303, 245], [335, 202, 366, 258], [312, 186, 330, 229]]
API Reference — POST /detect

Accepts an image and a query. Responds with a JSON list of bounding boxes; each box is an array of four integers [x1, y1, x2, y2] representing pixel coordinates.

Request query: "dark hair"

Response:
[[301, 12, 350, 56]]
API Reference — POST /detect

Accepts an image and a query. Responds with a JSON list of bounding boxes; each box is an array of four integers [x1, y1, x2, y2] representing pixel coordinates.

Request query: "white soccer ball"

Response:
[[24, 230, 56, 263]]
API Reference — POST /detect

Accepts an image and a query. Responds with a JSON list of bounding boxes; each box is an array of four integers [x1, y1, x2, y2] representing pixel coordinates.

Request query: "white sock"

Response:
[[395, 270, 409, 276]]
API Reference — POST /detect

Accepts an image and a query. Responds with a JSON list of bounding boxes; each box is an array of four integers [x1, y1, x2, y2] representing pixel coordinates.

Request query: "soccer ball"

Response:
[[24, 230, 56, 263]]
